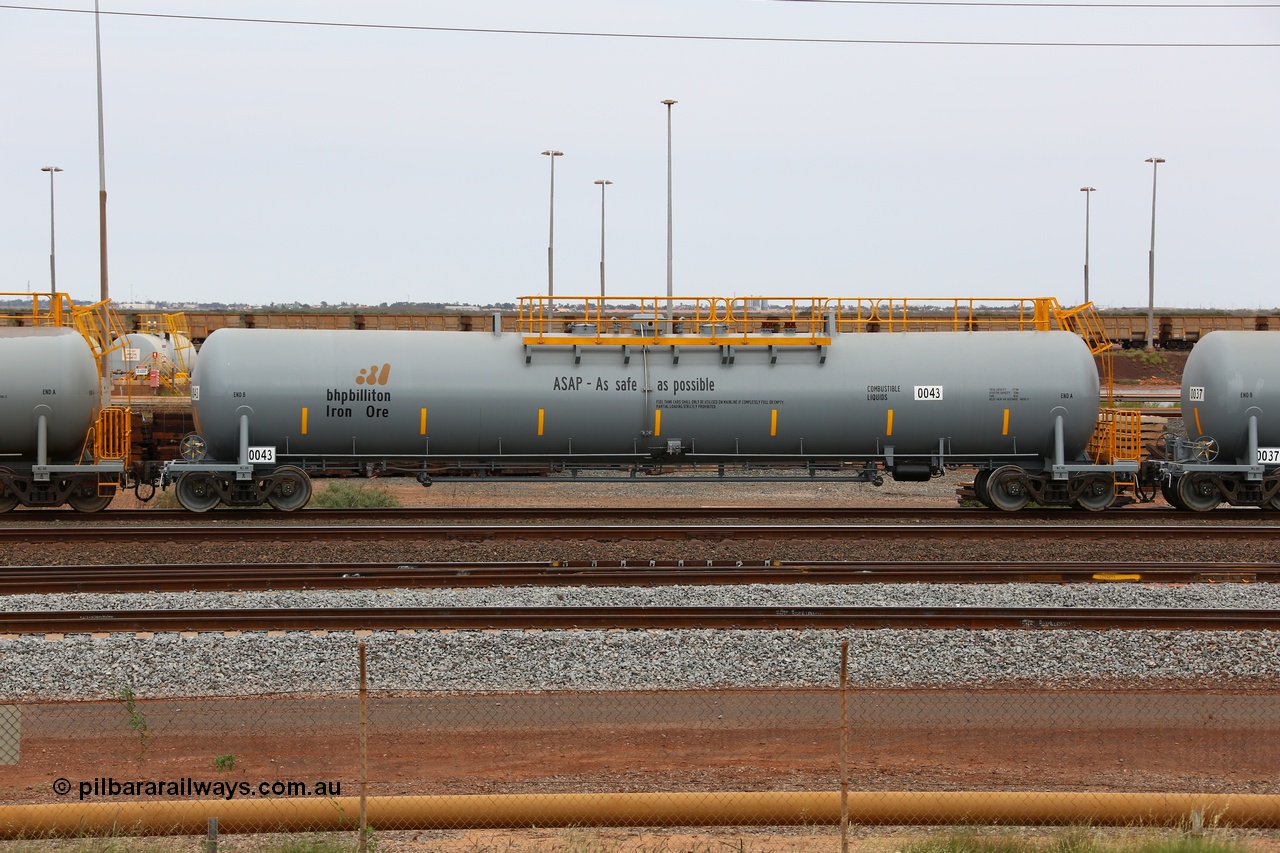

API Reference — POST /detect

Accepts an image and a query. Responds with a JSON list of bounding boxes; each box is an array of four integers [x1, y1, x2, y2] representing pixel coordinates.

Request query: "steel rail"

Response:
[[0, 560, 1272, 595], [1, 522, 1277, 546], [5, 606, 1280, 635]]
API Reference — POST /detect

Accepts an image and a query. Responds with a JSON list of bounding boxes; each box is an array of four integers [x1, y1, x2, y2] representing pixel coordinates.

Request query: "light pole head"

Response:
[[41, 166, 63, 173], [1080, 186, 1095, 193], [661, 99, 677, 106], [594, 180, 613, 186], [542, 150, 563, 157], [1145, 157, 1165, 165]]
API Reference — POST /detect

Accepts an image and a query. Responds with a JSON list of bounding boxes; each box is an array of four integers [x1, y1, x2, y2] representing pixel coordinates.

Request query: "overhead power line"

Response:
[[765, 0, 1280, 7], [1, 4, 1276, 47]]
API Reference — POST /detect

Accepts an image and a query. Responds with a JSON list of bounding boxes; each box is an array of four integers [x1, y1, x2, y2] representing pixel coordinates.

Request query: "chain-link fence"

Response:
[[1, 640, 1279, 846]]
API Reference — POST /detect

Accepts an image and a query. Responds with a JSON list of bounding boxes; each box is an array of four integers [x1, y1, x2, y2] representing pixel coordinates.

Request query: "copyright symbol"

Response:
[[52, 778, 72, 796]]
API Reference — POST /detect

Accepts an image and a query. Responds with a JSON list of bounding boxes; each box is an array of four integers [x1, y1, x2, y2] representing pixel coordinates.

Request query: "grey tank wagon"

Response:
[[161, 322, 1136, 512], [1143, 330, 1280, 511]]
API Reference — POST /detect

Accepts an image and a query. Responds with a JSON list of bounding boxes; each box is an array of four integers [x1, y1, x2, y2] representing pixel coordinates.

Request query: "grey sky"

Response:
[[1, 1, 1277, 310]]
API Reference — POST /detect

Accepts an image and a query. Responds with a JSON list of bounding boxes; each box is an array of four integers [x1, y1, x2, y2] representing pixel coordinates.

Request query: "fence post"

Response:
[[358, 641, 369, 853], [204, 816, 218, 853], [840, 640, 849, 853]]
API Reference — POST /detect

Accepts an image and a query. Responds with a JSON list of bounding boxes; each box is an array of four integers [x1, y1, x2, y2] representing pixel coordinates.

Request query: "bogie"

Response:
[[0, 468, 18, 513]]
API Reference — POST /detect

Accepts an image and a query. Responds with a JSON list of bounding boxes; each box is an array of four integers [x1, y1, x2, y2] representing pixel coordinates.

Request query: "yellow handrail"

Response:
[[161, 312, 195, 376], [519, 295, 1088, 344], [92, 406, 132, 462], [0, 291, 77, 326]]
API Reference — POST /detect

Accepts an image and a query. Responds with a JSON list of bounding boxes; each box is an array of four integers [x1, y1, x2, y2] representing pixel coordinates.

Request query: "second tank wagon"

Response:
[[1145, 331, 1280, 511]]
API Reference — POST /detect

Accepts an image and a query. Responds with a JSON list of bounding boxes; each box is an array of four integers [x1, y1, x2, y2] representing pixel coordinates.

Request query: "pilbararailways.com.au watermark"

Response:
[[52, 777, 344, 801]]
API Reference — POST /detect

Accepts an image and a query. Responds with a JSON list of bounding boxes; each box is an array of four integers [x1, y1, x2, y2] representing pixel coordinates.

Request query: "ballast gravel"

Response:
[[4, 580, 1280, 612], [6, 468, 1280, 701], [2, 583, 1280, 701]]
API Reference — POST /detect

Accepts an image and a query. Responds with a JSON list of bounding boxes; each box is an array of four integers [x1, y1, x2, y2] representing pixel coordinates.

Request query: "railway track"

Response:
[[1, 521, 1277, 546], [4, 606, 1278, 635], [0, 560, 1271, 595], [3, 504, 1270, 524]]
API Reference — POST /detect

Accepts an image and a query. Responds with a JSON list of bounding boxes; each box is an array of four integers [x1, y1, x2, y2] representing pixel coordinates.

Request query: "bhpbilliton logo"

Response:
[[356, 364, 391, 386]]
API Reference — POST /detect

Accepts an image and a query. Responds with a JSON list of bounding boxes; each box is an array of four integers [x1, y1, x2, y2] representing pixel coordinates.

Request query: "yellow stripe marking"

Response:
[[654, 409, 662, 437], [886, 409, 894, 437], [1093, 572, 1142, 582], [420, 407, 427, 435], [301, 407, 308, 435], [1194, 407, 1203, 436], [1002, 408, 1010, 436], [770, 409, 778, 437], [537, 408, 545, 436]]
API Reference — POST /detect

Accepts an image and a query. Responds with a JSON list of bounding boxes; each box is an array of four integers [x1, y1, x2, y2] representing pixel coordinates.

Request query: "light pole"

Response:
[[40, 166, 63, 296], [94, 0, 109, 305], [594, 179, 612, 299], [661, 99, 677, 309], [1079, 186, 1095, 305], [1145, 157, 1165, 350], [542, 150, 563, 301]]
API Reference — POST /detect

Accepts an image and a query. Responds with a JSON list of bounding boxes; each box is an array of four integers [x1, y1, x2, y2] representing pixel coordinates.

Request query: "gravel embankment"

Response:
[[2, 581, 1279, 700], [2, 625, 1278, 701], [5, 465, 1279, 701]]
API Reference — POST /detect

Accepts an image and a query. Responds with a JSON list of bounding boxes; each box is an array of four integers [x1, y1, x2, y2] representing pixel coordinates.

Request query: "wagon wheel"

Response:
[[972, 470, 994, 509], [0, 467, 18, 513], [1266, 469, 1280, 512], [178, 433, 209, 462], [64, 475, 113, 513], [986, 465, 1030, 512], [1176, 472, 1221, 512], [1073, 475, 1115, 512], [68, 490, 113, 513], [175, 473, 221, 512], [266, 465, 313, 512], [1161, 477, 1187, 510]]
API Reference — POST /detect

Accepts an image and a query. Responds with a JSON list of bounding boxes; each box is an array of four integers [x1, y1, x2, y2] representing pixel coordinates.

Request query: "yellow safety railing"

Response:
[[1089, 408, 1144, 465], [0, 292, 133, 387], [821, 296, 1062, 333], [75, 404, 132, 496], [92, 406, 132, 461], [161, 312, 196, 378], [518, 295, 829, 347], [70, 298, 131, 361], [0, 291, 78, 326], [1054, 301, 1143, 468], [1049, 300, 1112, 356], [518, 295, 1081, 347]]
